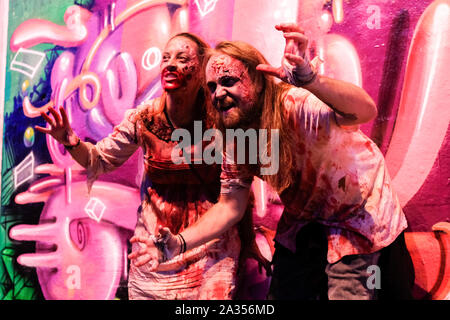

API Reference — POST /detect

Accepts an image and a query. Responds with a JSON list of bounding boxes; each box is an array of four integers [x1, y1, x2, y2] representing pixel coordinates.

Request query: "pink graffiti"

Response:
[[10, 5, 92, 52], [9, 0, 449, 300], [100, 52, 137, 125], [11, 0, 189, 300], [385, 0, 450, 206], [11, 179, 140, 300], [318, 34, 362, 87], [194, 0, 219, 17]]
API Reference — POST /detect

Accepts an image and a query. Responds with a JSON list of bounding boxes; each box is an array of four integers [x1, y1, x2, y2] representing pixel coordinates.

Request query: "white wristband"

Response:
[[283, 54, 317, 87]]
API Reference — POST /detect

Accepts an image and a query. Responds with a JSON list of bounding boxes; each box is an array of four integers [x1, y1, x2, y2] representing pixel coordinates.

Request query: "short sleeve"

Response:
[[283, 87, 336, 140], [219, 147, 253, 195]]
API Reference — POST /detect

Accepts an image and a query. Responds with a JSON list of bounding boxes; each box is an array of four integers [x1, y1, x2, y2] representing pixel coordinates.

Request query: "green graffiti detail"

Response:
[[1, 0, 77, 300]]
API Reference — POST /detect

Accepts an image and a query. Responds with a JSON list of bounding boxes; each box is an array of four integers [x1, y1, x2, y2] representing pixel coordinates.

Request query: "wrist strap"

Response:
[[178, 233, 186, 254], [64, 137, 81, 150], [283, 54, 318, 87]]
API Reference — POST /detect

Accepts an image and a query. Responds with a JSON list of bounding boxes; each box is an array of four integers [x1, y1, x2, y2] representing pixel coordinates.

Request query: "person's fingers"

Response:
[[48, 107, 63, 127], [128, 251, 138, 260], [129, 235, 141, 243], [148, 259, 159, 271], [129, 236, 139, 243], [128, 245, 153, 260], [284, 34, 308, 57], [285, 53, 307, 67], [158, 226, 171, 237], [285, 39, 298, 56], [59, 106, 70, 128], [40, 111, 56, 127], [137, 247, 150, 256], [134, 253, 151, 267], [159, 226, 170, 233], [256, 64, 282, 78], [34, 125, 52, 134], [137, 252, 161, 268], [130, 235, 151, 245], [275, 23, 305, 34], [128, 245, 145, 260], [283, 32, 308, 46], [158, 226, 174, 245]]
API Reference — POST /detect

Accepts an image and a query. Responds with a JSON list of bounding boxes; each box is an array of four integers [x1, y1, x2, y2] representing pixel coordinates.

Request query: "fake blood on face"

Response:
[[161, 68, 187, 91], [160, 37, 200, 92], [206, 54, 260, 128]]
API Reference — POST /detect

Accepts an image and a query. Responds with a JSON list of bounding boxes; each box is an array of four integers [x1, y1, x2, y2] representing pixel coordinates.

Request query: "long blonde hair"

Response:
[[207, 41, 295, 193]]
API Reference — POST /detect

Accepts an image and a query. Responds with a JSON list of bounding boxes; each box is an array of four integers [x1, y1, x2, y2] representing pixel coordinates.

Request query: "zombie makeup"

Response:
[[160, 37, 200, 92], [205, 54, 260, 128]]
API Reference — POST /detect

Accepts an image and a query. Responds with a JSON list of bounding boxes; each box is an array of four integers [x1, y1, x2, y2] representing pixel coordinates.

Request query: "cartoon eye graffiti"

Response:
[[10, 176, 140, 300]]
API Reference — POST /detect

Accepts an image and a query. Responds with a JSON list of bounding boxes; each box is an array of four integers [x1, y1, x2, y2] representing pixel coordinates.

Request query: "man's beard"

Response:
[[217, 102, 262, 130]]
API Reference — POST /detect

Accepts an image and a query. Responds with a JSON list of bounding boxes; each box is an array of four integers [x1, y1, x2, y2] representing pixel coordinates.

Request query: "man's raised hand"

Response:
[[256, 23, 317, 87]]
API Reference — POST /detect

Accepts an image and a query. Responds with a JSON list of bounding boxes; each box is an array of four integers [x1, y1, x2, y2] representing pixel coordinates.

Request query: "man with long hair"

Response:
[[131, 23, 413, 300]]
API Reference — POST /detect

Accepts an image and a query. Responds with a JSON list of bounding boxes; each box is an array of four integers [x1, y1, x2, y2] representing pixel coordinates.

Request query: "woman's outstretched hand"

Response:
[[35, 106, 79, 147]]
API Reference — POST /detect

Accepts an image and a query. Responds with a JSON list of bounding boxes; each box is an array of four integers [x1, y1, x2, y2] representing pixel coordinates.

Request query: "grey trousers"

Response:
[[267, 223, 414, 300]]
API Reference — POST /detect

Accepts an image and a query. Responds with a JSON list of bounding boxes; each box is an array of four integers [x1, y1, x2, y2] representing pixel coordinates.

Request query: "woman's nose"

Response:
[[163, 56, 177, 71]]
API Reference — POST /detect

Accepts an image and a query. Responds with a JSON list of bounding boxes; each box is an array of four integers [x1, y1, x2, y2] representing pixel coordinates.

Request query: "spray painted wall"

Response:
[[0, 0, 449, 300]]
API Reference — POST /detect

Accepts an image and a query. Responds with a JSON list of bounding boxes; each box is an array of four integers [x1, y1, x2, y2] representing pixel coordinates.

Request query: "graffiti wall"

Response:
[[0, 0, 449, 300]]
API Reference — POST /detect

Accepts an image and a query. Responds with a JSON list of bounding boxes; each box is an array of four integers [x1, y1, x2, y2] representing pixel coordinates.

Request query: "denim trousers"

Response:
[[267, 223, 414, 300]]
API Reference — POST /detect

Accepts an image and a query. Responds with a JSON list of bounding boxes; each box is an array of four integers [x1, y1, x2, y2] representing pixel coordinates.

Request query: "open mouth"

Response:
[[161, 70, 184, 90], [163, 72, 180, 82], [218, 102, 236, 112]]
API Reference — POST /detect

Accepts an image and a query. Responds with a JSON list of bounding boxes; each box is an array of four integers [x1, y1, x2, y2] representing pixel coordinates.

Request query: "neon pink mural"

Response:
[[1, 0, 449, 300]]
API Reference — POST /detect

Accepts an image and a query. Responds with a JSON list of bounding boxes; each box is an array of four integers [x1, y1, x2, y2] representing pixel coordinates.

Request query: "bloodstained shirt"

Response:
[[84, 98, 240, 299], [220, 86, 407, 264]]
